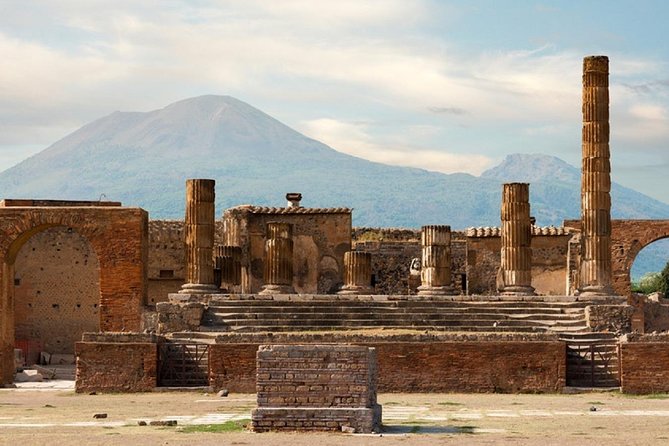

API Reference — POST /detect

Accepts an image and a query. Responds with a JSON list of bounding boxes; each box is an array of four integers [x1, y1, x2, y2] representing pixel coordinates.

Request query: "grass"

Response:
[[587, 401, 604, 405], [618, 392, 669, 400], [437, 401, 464, 406], [179, 419, 250, 433]]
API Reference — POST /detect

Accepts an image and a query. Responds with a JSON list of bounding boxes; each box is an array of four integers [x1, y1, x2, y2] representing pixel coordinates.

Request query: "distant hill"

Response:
[[0, 95, 667, 277]]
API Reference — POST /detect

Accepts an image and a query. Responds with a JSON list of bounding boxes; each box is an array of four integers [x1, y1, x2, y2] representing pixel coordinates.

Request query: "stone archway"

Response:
[[0, 204, 148, 384], [610, 220, 669, 296]]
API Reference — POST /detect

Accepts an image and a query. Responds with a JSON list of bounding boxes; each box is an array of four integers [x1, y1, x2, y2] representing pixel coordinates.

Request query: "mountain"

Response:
[[1, 95, 668, 231]]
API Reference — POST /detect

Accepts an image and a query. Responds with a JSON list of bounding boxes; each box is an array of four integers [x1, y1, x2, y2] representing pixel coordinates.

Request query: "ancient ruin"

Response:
[[3, 55, 669, 414], [498, 183, 535, 296], [579, 55, 614, 297]]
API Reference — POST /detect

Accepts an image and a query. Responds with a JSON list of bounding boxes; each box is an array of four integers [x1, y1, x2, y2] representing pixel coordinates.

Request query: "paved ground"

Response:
[[2, 383, 669, 445]]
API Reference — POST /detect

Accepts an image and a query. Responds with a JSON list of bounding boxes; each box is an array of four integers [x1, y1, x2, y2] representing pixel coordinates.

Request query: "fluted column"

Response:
[[338, 251, 373, 295], [579, 55, 614, 296], [215, 245, 242, 290], [498, 183, 535, 296], [417, 225, 455, 296], [260, 222, 295, 294], [179, 179, 220, 294]]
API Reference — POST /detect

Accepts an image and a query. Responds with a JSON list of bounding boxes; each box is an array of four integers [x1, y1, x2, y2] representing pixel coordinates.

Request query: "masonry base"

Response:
[[252, 405, 382, 433]]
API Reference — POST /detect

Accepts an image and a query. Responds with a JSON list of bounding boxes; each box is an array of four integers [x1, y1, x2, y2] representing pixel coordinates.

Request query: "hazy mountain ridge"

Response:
[[0, 95, 667, 276]]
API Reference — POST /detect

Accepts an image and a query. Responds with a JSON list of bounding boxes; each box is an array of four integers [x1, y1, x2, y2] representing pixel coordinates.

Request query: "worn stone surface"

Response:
[[418, 225, 455, 296], [585, 304, 633, 332], [0, 205, 147, 385], [498, 183, 535, 296], [14, 227, 99, 359], [155, 302, 204, 333], [75, 341, 157, 393], [251, 344, 381, 433], [260, 222, 295, 294], [180, 179, 219, 294], [579, 55, 613, 297], [339, 251, 373, 294]]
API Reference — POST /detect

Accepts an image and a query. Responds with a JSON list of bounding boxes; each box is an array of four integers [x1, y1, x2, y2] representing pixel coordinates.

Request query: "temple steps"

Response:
[[198, 299, 589, 334]]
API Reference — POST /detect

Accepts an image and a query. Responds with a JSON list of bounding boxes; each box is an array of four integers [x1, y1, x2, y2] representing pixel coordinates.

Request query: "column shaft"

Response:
[[260, 222, 295, 294], [338, 251, 373, 295], [498, 183, 535, 296], [180, 179, 220, 294], [417, 225, 455, 296], [579, 55, 613, 296]]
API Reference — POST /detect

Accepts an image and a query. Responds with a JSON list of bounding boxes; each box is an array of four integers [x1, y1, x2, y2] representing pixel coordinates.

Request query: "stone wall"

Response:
[[353, 228, 467, 294], [251, 344, 381, 433], [620, 334, 669, 393], [224, 206, 352, 294], [208, 333, 565, 393], [466, 232, 570, 295], [14, 227, 100, 357], [75, 337, 158, 393], [585, 305, 634, 333]]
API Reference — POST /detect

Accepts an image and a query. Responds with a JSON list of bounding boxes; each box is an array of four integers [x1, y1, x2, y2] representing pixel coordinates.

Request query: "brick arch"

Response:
[[0, 206, 148, 384], [611, 220, 669, 295]]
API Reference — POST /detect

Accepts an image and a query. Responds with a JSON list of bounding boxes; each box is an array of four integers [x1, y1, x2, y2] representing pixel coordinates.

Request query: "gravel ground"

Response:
[[1, 386, 669, 445]]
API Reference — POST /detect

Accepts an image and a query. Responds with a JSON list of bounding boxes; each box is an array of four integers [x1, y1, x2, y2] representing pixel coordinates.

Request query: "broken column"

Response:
[[260, 222, 295, 294], [579, 55, 613, 296], [214, 245, 242, 291], [338, 251, 373, 295], [417, 225, 455, 296], [179, 179, 220, 294], [498, 183, 535, 296]]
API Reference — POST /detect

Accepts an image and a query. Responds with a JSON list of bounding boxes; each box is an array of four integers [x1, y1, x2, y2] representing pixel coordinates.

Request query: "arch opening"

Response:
[[13, 226, 100, 367], [630, 237, 669, 294]]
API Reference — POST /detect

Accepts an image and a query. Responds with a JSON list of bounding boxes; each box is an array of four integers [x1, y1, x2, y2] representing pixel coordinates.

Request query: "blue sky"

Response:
[[1, 0, 668, 204]]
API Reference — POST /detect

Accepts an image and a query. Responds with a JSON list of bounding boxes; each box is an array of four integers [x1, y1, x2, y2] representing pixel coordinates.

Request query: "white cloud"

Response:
[[300, 118, 493, 175]]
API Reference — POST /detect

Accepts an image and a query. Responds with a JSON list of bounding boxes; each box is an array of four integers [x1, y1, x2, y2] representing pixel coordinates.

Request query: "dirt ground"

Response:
[[2, 386, 669, 446]]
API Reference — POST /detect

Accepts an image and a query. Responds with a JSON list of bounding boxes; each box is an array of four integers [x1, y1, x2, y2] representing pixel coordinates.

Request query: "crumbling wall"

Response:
[[14, 227, 100, 357]]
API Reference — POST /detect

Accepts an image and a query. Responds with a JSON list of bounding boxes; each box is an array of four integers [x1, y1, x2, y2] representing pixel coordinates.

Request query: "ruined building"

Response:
[[2, 56, 669, 396]]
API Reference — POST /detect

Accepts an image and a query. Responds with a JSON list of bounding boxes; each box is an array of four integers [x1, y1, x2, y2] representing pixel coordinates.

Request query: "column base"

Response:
[[179, 283, 222, 294], [499, 285, 536, 296], [259, 284, 295, 295], [337, 285, 374, 295], [417, 285, 456, 296], [577, 285, 616, 299]]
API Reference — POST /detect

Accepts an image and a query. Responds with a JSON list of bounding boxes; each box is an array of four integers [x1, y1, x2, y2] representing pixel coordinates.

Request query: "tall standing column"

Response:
[[498, 183, 535, 296], [579, 55, 613, 296], [417, 225, 455, 296], [260, 222, 295, 295], [179, 179, 220, 294], [338, 251, 373, 295]]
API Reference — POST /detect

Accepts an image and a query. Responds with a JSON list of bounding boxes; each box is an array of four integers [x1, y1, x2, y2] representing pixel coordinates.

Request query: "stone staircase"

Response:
[[198, 299, 590, 333], [560, 332, 620, 388]]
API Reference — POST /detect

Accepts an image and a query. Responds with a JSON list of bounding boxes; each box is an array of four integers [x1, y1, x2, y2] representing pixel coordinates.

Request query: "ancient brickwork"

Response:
[[14, 227, 100, 357], [148, 220, 185, 304], [208, 333, 565, 393], [0, 206, 147, 385], [252, 344, 382, 433], [75, 339, 158, 393], [585, 305, 633, 332], [620, 334, 669, 394], [565, 219, 669, 296], [223, 206, 351, 294]]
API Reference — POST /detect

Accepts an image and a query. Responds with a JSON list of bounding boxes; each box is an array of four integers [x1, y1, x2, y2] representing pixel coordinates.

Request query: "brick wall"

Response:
[[620, 335, 669, 394], [14, 227, 100, 356], [75, 340, 158, 393], [252, 344, 381, 433], [209, 334, 565, 393]]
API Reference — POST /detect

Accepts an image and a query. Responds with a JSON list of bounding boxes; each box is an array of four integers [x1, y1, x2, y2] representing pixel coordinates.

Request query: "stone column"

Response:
[[338, 251, 373, 295], [215, 245, 242, 290], [260, 222, 295, 295], [498, 183, 535, 296], [179, 179, 220, 294], [579, 55, 613, 296], [417, 225, 455, 296]]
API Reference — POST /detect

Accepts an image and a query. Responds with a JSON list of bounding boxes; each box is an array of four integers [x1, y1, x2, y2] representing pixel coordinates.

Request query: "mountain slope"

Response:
[[0, 95, 668, 232]]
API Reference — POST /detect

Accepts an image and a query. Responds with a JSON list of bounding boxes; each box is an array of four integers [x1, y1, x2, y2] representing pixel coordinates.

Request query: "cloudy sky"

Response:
[[2, 1, 669, 203]]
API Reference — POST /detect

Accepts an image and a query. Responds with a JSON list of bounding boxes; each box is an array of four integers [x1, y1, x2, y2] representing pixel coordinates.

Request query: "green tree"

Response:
[[659, 260, 669, 295], [632, 272, 662, 294]]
